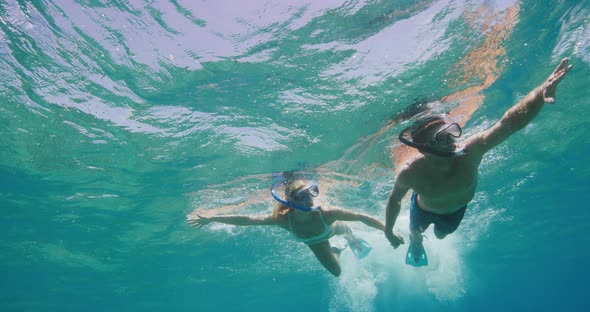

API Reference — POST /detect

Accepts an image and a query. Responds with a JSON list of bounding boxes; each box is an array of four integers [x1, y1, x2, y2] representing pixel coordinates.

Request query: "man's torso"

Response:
[[403, 153, 481, 214]]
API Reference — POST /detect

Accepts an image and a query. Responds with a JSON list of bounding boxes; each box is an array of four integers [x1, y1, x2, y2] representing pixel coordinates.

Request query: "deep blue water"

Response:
[[1, 1, 589, 311]]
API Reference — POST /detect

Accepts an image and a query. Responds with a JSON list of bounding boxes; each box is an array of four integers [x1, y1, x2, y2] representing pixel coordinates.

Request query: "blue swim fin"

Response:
[[345, 234, 372, 259], [406, 240, 428, 267]]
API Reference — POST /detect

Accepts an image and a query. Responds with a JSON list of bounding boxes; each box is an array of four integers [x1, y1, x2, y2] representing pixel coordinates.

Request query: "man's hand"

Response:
[[543, 58, 573, 104], [385, 230, 405, 249]]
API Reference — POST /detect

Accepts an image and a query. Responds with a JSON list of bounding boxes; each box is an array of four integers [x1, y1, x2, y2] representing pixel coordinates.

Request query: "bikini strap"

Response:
[[318, 210, 327, 226]]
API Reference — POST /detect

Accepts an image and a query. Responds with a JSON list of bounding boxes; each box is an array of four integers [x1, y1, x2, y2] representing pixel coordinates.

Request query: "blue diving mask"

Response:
[[293, 184, 319, 201], [270, 181, 321, 212]]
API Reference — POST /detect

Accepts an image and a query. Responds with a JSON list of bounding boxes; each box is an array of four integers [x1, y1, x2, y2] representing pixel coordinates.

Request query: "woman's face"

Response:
[[290, 184, 319, 208]]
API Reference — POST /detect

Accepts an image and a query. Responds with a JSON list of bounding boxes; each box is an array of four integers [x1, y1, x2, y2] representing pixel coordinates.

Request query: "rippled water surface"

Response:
[[1, 1, 589, 311]]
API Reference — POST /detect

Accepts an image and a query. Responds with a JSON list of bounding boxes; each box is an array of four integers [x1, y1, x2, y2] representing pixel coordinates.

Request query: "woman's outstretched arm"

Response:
[[187, 211, 275, 227], [328, 208, 385, 231], [328, 207, 405, 246]]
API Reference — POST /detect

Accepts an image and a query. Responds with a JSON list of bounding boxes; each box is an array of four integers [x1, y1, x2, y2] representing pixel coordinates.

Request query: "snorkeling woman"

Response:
[[187, 179, 404, 276]]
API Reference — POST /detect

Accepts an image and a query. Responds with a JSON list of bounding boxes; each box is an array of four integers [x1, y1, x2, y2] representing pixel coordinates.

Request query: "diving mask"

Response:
[[292, 184, 319, 201], [432, 122, 462, 145], [399, 113, 468, 157], [271, 181, 321, 212]]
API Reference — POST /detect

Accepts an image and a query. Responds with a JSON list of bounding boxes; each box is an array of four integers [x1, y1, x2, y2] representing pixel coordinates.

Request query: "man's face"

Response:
[[432, 123, 462, 145], [400, 114, 467, 158], [421, 123, 462, 153]]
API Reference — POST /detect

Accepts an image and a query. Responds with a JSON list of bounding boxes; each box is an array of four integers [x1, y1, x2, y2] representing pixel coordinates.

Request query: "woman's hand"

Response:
[[186, 212, 213, 228]]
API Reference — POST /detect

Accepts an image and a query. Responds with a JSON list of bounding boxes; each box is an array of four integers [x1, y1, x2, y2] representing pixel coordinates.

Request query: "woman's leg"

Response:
[[307, 241, 341, 277], [331, 221, 352, 236]]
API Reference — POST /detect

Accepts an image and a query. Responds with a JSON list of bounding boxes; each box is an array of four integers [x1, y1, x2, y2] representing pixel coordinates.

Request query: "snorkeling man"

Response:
[[384, 58, 573, 266]]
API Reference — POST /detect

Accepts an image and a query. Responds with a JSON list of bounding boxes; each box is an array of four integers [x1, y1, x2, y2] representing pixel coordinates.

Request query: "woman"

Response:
[[187, 179, 402, 276]]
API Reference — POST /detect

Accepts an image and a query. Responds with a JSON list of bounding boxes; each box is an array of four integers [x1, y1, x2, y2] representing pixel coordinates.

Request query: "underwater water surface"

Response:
[[1, 0, 589, 311]]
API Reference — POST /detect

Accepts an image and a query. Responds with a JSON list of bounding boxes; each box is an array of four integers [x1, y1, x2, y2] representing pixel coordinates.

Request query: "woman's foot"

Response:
[[331, 246, 344, 257]]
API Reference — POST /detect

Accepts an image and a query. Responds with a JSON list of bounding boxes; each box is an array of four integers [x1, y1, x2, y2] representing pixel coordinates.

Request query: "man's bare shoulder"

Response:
[[395, 156, 423, 184], [463, 132, 489, 159]]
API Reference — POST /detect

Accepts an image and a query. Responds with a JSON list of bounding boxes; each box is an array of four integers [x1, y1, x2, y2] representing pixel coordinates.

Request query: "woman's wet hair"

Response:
[[285, 180, 308, 201]]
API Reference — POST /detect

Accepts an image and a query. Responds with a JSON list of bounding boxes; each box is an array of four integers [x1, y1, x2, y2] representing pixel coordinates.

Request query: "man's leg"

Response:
[[432, 205, 467, 239], [409, 204, 430, 264], [433, 228, 447, 239], [410, 227, 425, 243], [409, 195, 429, 246]]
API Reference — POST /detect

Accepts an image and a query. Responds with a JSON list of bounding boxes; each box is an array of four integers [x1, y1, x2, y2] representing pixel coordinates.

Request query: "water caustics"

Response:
[[1, 0, 589, 311]]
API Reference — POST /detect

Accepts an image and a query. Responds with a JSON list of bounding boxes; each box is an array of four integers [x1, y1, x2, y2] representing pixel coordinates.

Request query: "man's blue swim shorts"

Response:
[[409, 192, 467, 235]]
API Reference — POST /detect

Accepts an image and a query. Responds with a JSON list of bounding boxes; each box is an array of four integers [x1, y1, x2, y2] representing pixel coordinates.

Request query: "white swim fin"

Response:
[[345, 234, 372, 259]]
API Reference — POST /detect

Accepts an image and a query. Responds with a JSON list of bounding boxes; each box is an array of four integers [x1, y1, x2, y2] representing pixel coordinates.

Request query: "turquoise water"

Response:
[[1, 0, 589, 311]]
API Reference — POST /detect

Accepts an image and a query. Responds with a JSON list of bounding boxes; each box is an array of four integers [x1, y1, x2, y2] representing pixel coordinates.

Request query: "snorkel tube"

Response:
[[270, 181, 321, 212], [398, 114, 468, 158]]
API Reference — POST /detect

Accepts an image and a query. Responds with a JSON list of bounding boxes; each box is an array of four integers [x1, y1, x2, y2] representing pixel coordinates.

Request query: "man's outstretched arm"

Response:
[[467, 58, 573, 154]]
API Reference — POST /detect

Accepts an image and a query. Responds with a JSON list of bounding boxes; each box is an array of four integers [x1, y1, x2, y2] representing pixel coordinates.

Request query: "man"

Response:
[[384, 58, 573, 266]]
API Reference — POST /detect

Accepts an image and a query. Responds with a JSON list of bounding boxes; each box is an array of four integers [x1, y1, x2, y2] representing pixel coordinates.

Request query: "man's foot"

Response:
[[406, 233, 428, 267], [410, 240, 424, 264]]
